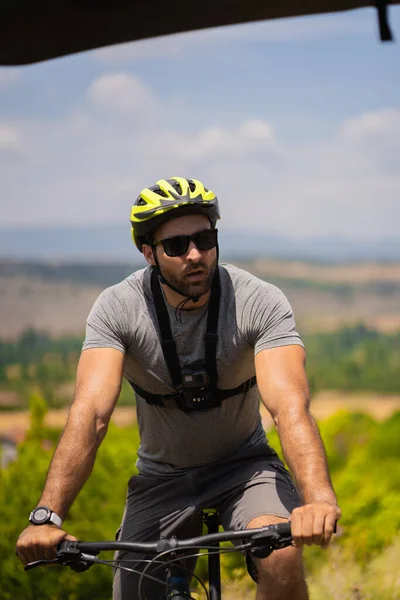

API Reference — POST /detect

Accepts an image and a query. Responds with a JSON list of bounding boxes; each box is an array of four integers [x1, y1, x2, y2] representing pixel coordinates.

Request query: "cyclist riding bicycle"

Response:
[[16, 177, 341, 600]]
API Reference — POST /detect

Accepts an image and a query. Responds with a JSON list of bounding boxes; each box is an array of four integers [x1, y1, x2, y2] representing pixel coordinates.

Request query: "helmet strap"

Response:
[[151, 247, 200, 304]]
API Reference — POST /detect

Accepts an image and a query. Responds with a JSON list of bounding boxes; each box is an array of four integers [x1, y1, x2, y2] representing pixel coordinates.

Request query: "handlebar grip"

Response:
[[275, 520, 338, 538], [58, 540, 75, 552], [274, 522, 292, 537]]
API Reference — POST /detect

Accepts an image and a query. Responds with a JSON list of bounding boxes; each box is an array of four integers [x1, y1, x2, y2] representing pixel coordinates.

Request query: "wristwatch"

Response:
[[29, 506, 63, 528]]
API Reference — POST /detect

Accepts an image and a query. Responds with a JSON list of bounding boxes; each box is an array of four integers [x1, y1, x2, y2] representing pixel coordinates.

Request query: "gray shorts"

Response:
[[113, 444, 300, 600]]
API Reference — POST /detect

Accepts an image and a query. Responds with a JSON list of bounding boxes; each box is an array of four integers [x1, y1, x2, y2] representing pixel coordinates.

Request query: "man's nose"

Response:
[[186, 240, 202, 261]]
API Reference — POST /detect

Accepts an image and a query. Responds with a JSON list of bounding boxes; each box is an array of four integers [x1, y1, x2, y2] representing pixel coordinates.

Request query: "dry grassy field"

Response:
[[1, 259, 399, 338], [1, 391, 399, 436], [0, 276, 104, 339], [238, 258, 400, 284]]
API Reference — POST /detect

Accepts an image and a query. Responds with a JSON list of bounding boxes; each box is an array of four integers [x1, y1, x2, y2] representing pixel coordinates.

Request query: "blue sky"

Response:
[[1, 7, 400, 239]]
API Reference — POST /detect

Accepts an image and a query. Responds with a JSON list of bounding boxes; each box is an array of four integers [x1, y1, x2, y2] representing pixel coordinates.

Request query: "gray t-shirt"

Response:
[[82, 263, 304, 475]]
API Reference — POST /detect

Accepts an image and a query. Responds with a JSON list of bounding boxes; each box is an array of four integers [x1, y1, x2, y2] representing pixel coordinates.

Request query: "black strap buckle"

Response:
[[176, 388, 221, 412], [204, 333, 218, 343]]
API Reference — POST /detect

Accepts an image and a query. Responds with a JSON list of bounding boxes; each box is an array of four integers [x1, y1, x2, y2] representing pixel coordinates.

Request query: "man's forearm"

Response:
[[275, 400, 337, 505], [37, 403, 108, 519]]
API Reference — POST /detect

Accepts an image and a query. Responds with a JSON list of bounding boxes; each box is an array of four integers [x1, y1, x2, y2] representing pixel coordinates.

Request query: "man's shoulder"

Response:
[[219, 263, 289, 310], [219, 263, 273, 290], [96, 266, 149, 306], [219, 262, 253, 279]]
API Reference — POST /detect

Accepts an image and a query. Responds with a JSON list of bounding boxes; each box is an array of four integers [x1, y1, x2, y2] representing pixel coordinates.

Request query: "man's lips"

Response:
[[186, 269, 205, 281]]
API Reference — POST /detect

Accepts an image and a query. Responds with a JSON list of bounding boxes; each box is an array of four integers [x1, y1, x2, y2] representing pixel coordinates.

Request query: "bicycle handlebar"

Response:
[[24, 522, 292, 571]]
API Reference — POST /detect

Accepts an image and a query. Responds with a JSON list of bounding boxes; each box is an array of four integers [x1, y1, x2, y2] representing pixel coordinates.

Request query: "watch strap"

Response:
[[49, 511, 63, 528]]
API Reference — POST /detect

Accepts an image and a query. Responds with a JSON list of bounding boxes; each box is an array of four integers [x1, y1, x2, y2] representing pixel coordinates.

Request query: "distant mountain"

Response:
[[0, 224, 399, 262]]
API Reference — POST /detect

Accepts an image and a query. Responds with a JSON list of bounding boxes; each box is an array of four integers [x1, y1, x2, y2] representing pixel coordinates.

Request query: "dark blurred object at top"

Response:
[[0, 0, 397, 66]]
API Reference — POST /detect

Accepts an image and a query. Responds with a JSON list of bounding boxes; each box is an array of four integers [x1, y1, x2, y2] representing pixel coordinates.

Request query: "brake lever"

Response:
[[57, 541, 98, 572], [249, 528, 293, 559], [24, 558, 59, 571], [249, 530, 280, 559]]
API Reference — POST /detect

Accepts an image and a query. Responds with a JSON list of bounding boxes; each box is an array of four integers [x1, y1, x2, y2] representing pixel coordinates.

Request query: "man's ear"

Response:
[[142, 244, 156, 266]]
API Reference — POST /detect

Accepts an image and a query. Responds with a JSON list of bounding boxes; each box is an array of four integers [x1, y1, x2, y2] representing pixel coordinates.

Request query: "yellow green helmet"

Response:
[[131, 176, 220, 252]]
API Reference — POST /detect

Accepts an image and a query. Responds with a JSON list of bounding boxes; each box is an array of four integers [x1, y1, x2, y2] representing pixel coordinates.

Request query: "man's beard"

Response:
[[161, 258, 217, 299]]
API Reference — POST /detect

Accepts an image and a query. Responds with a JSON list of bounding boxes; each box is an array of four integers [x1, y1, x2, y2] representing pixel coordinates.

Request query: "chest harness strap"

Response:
[[129, 266, 256, 411]]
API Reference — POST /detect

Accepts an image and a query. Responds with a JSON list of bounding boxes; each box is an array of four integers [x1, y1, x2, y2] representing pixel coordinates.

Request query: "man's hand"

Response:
[[290, 502, 341, 550], [16, 525, 77, 566]]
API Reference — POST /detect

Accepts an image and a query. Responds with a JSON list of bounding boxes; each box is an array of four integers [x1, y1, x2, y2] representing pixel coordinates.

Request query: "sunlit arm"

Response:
[[255, 345, 337, 505], [37, 347, 124, 519]]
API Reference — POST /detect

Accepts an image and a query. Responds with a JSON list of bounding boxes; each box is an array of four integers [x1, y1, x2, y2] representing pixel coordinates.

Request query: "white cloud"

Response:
[[87, 72, 157, 114], [340, 108, 400, 141], [337, 108, 400, 176], [239, 120, 274, 141], [157, 122, 276, 162], [0, 73, 399, 239]]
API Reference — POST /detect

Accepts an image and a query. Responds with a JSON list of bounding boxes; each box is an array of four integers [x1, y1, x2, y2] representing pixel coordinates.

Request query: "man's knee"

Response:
[[253, 546, 308, 599], [255, 544, 304, 582], [245, 514, 308, 599]]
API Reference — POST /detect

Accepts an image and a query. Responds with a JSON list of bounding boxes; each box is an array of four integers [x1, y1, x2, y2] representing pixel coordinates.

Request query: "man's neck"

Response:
[[162, 284, 211, 310]]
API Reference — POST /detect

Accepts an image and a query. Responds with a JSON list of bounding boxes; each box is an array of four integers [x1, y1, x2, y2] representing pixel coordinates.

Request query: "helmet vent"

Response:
[[155, 186, 169, 198], [170, 181, 182, 195], [188, 180, 196, 192], [136, 197, 147, 206]]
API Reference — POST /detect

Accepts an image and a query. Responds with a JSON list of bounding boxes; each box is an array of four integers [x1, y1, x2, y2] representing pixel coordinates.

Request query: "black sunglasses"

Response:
[[153, 228, 218, 257]]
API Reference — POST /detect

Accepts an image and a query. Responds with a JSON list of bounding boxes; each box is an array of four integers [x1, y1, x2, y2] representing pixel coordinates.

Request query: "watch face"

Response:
[[33, 507, 50, 524]]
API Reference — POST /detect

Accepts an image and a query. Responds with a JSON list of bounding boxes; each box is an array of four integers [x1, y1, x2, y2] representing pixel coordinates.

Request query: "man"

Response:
[[17, 177, 341, 599]]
